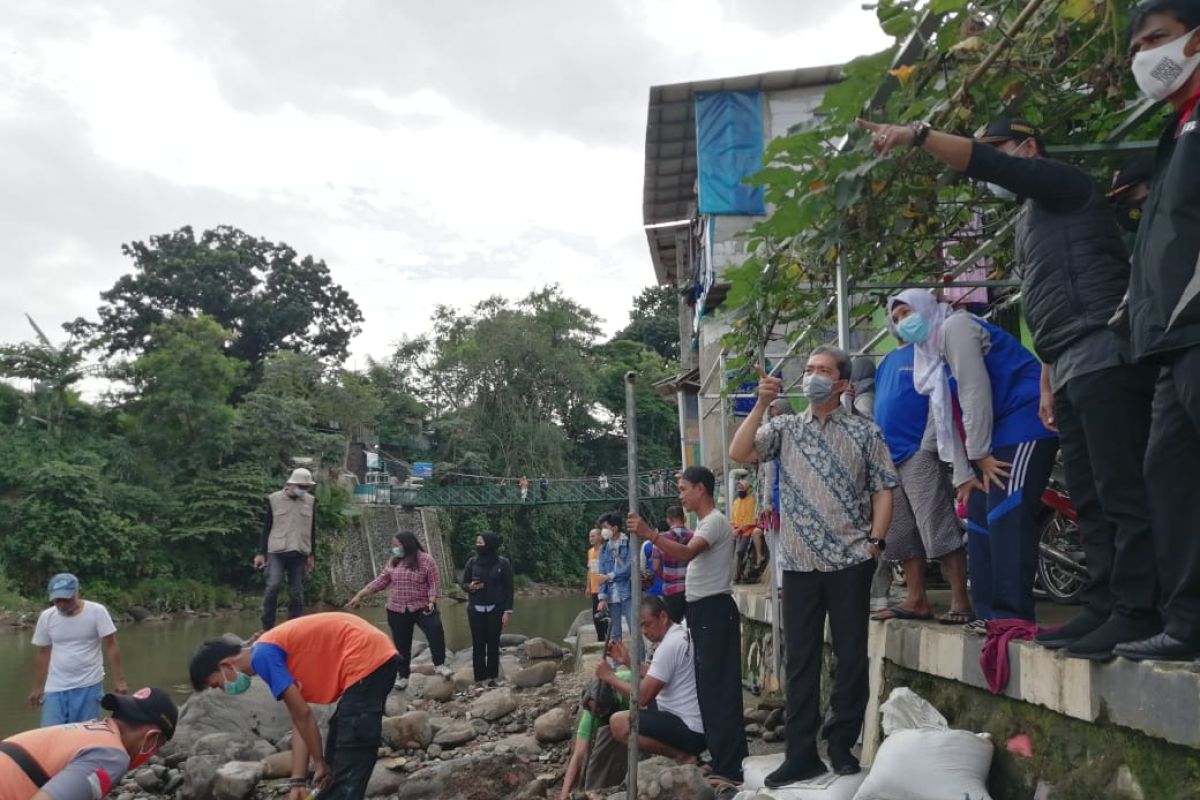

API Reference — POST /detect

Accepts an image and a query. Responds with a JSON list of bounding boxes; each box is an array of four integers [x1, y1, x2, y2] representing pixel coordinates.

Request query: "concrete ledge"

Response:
[[733, 585, 1200, 752]]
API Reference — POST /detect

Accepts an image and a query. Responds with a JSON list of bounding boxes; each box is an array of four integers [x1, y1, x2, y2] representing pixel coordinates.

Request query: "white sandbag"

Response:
[[741, 754, 867, 799], [852, 728, 993, 800], [880, 686, 948, 735]]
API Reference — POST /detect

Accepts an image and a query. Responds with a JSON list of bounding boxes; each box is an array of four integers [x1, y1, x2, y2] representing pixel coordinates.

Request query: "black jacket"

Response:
[[460, 556, 514, 612], [1128, 100, 1200, 361], [967, 143, 1131, 363]]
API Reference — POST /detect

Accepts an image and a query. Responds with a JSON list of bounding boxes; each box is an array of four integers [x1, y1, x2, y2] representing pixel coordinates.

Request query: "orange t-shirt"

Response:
[[0, 718, 128, 800], [253, 613, 397, 704], [587, 546, 604, 594]]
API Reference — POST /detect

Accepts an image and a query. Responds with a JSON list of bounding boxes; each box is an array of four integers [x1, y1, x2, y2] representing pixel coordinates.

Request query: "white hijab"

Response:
[[887, 289, 956, 465]]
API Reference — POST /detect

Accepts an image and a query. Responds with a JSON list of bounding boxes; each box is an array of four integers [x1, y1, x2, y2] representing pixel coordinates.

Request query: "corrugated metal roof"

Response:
[[642, 64, 845, 284]]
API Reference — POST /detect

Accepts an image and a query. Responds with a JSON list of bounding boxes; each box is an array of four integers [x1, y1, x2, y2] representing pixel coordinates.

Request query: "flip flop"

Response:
[[871, 606, 934, 621], [937, 609, 976, 625]]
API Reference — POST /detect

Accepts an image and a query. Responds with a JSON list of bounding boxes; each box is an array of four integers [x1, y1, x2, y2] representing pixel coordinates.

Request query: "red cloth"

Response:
[[979, 619, 1041, 694]]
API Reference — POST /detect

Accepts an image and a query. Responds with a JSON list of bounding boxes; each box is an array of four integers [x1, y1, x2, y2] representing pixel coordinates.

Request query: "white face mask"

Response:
[[1132, 26, 1200, 101], [601, 528, 613, 541]]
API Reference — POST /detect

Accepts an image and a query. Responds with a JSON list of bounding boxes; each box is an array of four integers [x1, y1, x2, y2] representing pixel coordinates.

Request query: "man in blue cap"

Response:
[[28, 574, 128, 726]]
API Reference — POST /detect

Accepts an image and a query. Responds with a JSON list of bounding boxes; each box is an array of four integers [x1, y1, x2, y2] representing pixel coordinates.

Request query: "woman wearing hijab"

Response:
[[460, 532, 514, 683], [346, 531, 451, 689], [888, 289, 1057, 630]]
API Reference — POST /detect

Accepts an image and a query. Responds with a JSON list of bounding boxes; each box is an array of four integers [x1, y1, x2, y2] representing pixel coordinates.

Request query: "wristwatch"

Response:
[[867, 537, 887, 552], [909, 121, 931, 148]]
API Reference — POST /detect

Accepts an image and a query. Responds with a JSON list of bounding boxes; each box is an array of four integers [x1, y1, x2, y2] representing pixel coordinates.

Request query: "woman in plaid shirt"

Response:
[[347, 531, 451, 689]]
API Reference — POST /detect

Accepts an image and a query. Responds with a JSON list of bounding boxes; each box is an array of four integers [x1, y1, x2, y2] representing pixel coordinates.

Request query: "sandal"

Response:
[[871, 606, 934, 622], [937, 609, 976, 625]]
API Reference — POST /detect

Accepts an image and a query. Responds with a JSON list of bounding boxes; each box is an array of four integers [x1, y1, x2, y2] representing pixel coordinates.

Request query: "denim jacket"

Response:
[[597, 536, 631, 603]]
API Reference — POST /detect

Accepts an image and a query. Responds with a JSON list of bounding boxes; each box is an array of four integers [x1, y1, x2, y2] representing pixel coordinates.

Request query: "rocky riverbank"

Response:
[[105, 616, 786, 800]]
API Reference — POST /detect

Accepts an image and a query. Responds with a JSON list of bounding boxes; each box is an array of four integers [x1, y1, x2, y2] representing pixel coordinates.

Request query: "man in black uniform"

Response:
[[855, 115, 1161, 659]]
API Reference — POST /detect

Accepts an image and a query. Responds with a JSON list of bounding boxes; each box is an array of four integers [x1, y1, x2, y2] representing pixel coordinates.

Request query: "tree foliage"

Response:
[[69, 225, 363, 373]]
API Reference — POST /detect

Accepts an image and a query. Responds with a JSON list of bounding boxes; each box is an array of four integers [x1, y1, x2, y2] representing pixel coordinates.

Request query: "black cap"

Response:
[[976, 117, 1040, 145], [1107, 154, 1155, 198], [102, 687, 179, 740]]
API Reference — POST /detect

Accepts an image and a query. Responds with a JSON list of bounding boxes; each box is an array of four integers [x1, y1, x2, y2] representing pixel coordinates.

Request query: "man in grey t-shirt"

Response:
[[628, 465, 748, 786]]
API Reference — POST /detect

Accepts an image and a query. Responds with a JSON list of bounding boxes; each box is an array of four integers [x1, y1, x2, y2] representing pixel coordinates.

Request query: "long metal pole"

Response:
[[624, 371, 642, 799], [835, 255, 851, 349], [718, 353, 732, 514]]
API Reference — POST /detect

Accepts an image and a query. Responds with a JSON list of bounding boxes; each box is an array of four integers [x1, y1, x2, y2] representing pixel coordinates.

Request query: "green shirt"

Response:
[[576, 669, 631, 740]]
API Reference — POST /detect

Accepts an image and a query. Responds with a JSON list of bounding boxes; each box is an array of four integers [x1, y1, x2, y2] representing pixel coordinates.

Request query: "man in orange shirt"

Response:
[[189, 612, 398, 800], [0, 687, 177, 800], [585, 528, 609, 641]]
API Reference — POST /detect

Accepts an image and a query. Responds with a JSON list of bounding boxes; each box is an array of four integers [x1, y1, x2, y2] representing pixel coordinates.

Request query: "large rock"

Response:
[[566, 608, 593, 638], [637, 758, 714, 800], [383, 711, 432, 750], [260, 751, 292, 779], [180, 754, 222, 800], [192, 732, 275, 763], [523, 637, 564, 660], [499, 633, 528, 647], [396, 754, 536, 800], [494, 733, 542, 759], [512, 661, 559, 689], [469, 688, 517, 722], [212, 761, 262, 800], [432, 721, 478, 747], [366, 762, 406, 797], [385, 691, 408, 717], [416, 675, 455, 702], [533, 707, 573, 743], [168, 681, 332, 755], [452, 665, 476, 691]]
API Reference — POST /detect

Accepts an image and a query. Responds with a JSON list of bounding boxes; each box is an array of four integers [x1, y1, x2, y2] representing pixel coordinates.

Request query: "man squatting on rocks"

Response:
[[190, 612, 399, 800], [0, 687, 177, 800]]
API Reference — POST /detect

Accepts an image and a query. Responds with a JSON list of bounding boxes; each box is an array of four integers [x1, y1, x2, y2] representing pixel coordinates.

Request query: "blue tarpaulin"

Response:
[[694, 91, 766, 215]]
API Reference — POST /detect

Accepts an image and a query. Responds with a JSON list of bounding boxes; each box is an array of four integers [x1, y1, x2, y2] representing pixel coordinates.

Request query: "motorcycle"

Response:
[[1034, 461, 1086, 604]]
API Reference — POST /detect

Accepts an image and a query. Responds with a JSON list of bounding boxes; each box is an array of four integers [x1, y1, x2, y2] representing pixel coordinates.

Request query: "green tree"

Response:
[[69, 225, 363, 372], [125, 316, 246, 472], [613, 284, 680, 361]]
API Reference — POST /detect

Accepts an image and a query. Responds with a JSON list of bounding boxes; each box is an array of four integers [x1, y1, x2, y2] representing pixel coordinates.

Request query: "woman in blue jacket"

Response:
[[595, 512, 633, 642], [888, 289, 1057, 628]]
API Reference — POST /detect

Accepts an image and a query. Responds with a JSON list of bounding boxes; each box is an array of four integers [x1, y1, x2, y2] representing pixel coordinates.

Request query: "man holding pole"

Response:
[[628, 465, 748, 790]]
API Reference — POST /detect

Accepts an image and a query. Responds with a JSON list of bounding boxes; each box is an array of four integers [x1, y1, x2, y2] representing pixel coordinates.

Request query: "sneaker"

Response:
[[394, 677, 409, 690], [435, 665, 454, 678], [963, 619, 988, 636]]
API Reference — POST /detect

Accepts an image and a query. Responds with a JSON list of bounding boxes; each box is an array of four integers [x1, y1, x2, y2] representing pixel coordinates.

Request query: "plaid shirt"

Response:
[[655, 526, 693, 596], [366, 551, 442, 613]]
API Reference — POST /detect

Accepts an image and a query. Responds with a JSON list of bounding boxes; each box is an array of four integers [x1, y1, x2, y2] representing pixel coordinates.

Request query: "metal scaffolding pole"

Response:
[[624, 371, 642, 800], [835, 256, 851, 349], [718, 353, 732, 512]]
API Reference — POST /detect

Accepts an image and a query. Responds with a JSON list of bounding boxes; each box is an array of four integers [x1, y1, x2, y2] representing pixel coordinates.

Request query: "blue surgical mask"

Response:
[[221, 666, 252, 696], [896, 314, 931, 344], [391, 546, 405, 558], [290, 488, 308, 499], [802, 374, 835, 404]]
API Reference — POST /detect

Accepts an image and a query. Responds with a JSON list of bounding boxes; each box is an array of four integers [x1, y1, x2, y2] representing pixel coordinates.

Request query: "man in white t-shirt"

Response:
[[627, 465, 748, 787], [29, 574, 127, 726], [596, 597, 707, 762]]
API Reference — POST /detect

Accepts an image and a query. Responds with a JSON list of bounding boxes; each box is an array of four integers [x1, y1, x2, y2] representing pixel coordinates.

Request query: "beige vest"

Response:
[[267, 490, 315, 555]]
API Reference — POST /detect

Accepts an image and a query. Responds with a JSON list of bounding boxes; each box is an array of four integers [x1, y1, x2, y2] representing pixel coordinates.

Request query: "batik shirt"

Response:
[[754, 405, 898, 572]]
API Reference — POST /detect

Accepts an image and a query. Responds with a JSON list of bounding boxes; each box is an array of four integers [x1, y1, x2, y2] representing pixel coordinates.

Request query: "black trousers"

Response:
[[781, 560, 874, 764], [685, 593, 748, 782], [386, 608, 447, 679], [1145, 346, 1200, 644], [323, 656, 399, 800], [1055, 363, 1159, 621], [590, 594, 610, 641], [262, 551, 307, 631], [468, 606, 503, 681]]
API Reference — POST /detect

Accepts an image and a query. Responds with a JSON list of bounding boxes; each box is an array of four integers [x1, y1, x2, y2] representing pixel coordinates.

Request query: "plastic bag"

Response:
[[879, 687, 949, 736]]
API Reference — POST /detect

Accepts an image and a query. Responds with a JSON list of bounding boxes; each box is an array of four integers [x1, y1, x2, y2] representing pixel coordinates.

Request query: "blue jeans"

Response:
[[606, 600, 631, 641], [41, 681, 102, 726]]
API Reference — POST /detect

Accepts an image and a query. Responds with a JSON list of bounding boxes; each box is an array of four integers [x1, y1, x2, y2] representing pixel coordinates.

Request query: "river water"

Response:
[[0, 594, 590, 737]]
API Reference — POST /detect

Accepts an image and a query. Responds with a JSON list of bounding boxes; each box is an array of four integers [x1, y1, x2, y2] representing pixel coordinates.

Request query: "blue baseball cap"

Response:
[[47, 573, 79, 600]]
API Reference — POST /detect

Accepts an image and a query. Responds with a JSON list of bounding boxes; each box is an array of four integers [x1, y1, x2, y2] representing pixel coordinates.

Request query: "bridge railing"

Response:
[[381, 470, 679, 508]]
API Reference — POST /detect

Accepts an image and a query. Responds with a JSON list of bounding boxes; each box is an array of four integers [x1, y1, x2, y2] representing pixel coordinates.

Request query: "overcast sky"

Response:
[[2, 1, 890, 366]]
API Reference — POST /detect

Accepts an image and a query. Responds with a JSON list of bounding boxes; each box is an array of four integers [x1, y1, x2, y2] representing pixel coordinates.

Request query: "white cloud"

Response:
[[1, 0, 891, 372]]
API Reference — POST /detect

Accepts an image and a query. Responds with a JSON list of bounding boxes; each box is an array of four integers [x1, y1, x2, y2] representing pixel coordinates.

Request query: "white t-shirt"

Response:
[[647, 623, 703, 733], [32, 601, 117, 692], [685, 508, 734, 601]]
